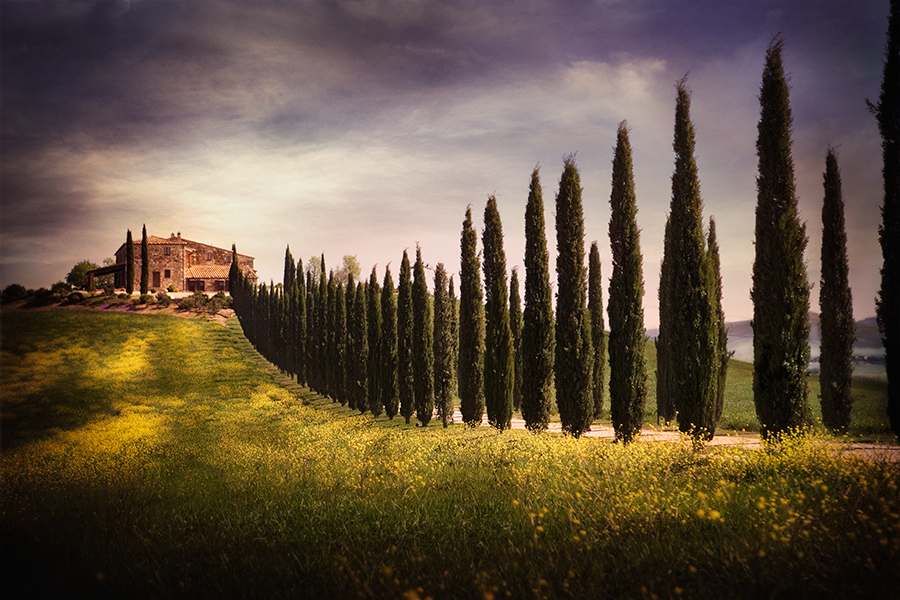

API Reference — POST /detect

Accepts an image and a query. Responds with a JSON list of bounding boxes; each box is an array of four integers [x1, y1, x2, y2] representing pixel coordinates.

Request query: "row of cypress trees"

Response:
[[231, 243, 457, 427], [230, 25, 893, 441]]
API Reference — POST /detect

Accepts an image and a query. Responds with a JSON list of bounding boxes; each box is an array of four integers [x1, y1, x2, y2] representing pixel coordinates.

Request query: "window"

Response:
[[164, 270, 171, 278], [227, 256, 232, 263], [164, 247, 171, 256], [206, 252, 212, 261]]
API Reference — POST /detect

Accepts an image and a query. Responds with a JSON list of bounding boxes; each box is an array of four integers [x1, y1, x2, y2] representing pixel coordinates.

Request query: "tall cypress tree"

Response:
[[752, 37, 811, 441], [819, 149, 855, 433], [367, 267, 383, 417], [306, 270, 318, 391], [660, 81, 719, 442], [398, 250, 415, 424], [509, 268, 523, 412], [296, 258, 307, 386], [334, 282, 347, 405], [326, 271, 336, 399], [381, 266, 399, 419], [140, 224, 149, 295], [708, 218, 731, 423], [433, 263, 456, 428], [588, 241, 606, 420], [555, 158, 594, 437], [316, 261, 328, 394], [229, 243, 240, 297], [284, 245, 295, 291], [413, 245, 434, 426], [656, 196, 675, 425], [522, 168, 555, 431], [459, 206, 486, 426], [872, 0, 899, 437], [448, 275, 459, 407], [608, 123, 648, 444], [353, 280, 369, 413], [343, 272, 355, 405], [482, 196, 514, 430], [125, 229, 134, 295]]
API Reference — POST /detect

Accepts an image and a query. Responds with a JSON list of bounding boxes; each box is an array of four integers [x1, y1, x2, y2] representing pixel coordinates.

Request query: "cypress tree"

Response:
[[344, 272, 356, 408], [326, 271, 336, 399], [353, 281, 369, 413], [398, 250, 415, 424], [306, 271, 318, 391], [229, 244, 240, 297], [588, 241, 606, 420], [367, 267, 383, 417], [296, 259, 307, 386], [381, 266, 399, 419], [318, 257, 328, 393], [334, 282, 347, 405], [819, 149, 855, 433], [656, 201, 676, 425], [521, 168, 555, 431], [555, 157, 594, 437], [433, 263, 456, 427], [509, 268, 523, 412], [449, 275, 459, 405], [459, 206, 486, 426], [140, 224, 149, 295], [284, 245, 295, 291], [483, 195, 515, 430], [608, 123, 648, 444], [752, 37, 811, 441], [660, 81, 719, 442], [708, 218, 731, 423], [413, 245, 434, 426], [125, 229, 134, 295], [871, 0, 900, 437]]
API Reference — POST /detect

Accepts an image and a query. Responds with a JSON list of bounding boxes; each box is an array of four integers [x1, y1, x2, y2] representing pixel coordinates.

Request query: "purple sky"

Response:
[[1, 0, 888, 328]]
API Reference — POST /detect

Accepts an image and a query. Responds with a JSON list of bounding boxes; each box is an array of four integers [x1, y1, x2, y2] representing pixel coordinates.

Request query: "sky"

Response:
[[0, 0, 889, 328]]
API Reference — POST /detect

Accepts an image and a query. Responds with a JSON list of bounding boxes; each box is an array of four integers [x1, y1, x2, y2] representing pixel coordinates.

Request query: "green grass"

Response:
[[2, 309, 898, 599]]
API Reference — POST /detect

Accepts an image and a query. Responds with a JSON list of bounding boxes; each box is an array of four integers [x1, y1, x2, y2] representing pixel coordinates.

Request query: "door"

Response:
[[152, 271, 161, 289]]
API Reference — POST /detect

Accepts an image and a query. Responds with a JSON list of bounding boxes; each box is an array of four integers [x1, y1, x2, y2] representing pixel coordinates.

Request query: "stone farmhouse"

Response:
[[88, 232, 257, 293]]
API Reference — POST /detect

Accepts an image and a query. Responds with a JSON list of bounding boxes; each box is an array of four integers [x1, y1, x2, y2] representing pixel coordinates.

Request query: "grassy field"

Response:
[[1, 308, 898, 599]]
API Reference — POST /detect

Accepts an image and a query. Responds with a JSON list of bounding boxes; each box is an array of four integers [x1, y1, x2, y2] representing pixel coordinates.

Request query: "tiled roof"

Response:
[[185, 265, 257, 280]]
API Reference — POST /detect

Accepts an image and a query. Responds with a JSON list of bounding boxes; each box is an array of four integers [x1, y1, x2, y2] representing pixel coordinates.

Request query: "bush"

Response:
[[156, 291, 172, 307], [118, 293, 130, 300], [208, 291, 232, 313], [1, 283, 28, 303], [66, 291, 86, 303], [102, 285, 115, 297], [51, 281, 73, 297], [167, 284, 179, 292], [177, 291, 208, 311], [136, 294, 154, 305]]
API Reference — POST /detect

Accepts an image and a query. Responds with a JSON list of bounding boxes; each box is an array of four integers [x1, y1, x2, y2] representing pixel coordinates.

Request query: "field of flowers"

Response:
[[1, 309, 898, 599]]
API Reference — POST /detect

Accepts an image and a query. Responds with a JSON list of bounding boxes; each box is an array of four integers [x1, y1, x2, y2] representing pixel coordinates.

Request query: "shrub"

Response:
[[66, 291, 86, 303], [208, 291, 231, 313], [177, 291, 208, 311], [137, 293, 154, 305], [156, 291, 172, 307], [51, 281, 73, 297], [167, 284, 179, 292], [118, 293, 130, 300], [1, 283, 28, 303]]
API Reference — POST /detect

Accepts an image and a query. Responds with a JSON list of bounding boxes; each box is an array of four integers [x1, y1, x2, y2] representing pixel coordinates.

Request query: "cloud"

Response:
[[0, 0, 887, 325]]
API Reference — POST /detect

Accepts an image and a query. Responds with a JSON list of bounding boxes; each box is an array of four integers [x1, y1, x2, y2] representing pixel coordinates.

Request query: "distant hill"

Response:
[[647, 313, 884, 366]]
